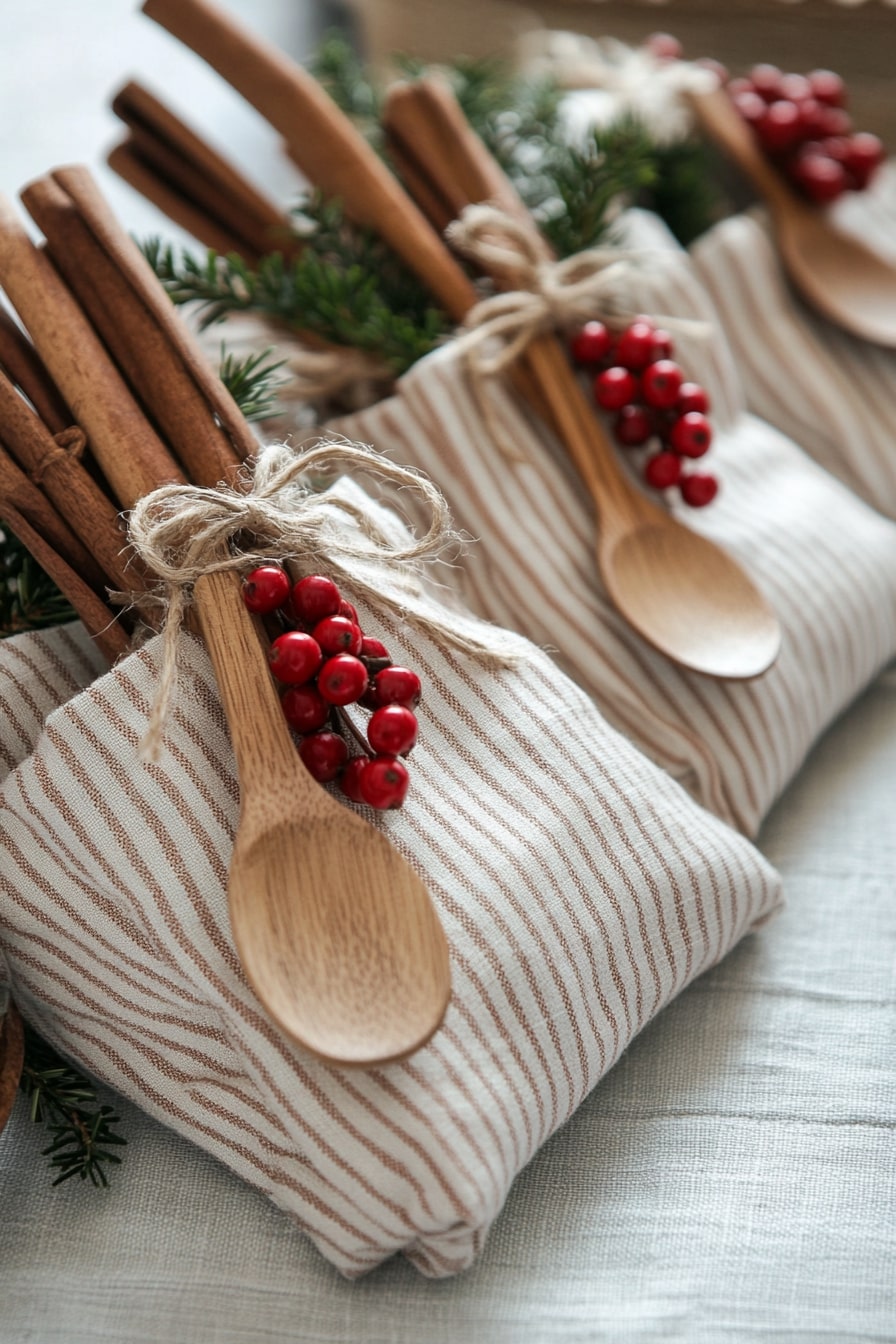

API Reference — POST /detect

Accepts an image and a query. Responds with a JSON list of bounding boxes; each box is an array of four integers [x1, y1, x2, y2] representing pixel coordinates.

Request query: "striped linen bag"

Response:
[[329, 211, 896, 836], [691, 165, 896, 518], [0, 480, 781, 1277]]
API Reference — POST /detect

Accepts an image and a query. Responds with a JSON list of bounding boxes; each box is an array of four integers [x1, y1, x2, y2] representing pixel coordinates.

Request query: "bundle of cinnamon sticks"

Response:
[[0, 166, 258, 662]]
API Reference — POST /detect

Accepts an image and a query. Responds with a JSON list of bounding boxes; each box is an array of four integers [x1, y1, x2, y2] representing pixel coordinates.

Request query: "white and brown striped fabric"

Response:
[[0, 481, 781, 1277], [691, 165, 896, 518], [329, 211, 896, 836]]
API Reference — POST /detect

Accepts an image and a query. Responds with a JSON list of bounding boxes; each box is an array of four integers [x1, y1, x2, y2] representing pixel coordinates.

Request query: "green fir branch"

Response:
[[217, 345, 288, 421], [0, 528, 75, 635], [19, 1023, 126, 1187]]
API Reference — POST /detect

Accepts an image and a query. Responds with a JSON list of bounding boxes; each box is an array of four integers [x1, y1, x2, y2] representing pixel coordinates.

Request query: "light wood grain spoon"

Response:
[[192, 567, 451, 1066], [142, 0, 780, 678], [384, 79, 782, 680], [689, 85, 896, 346]]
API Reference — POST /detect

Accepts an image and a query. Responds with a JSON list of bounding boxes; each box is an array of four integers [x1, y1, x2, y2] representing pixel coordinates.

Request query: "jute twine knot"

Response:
[[126, 438, 517, 758], [448, 204, 711, 378]]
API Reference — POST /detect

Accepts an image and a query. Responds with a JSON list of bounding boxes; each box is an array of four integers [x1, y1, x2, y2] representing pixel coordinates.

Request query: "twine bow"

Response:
[[126, 438, 517, 757], [447, 204, 711, 381]]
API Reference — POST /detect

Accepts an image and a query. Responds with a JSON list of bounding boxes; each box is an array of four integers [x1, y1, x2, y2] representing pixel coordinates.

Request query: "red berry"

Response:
[[281, 683, 330, 734], [338, 598, 359, 623], [727, 77, 755, 99], [796, 97, 830, 139], [670, 411, 713, 458], [360, 636, 390, 662], [292, 574, 341, 624], [373, 666, 421, 708], [594, 366, 638, 411], [644, 451, 682, 490], [750, 64, 782, 101], [359, 756, 410, 810], [614, 320, 656, 371], [818, 105, 852, 138], [367, 704, 418, 756], [843, 132, 885, 189], [757, 100, 802, 153], [645, 31, 683, 61], [778, 73, 812, 104], [680, 472, 719, 508], [677, 382, 710, 415], [641, 359, 683, 409], [792, 152, 848, 204], [312, 615, 363, 656], [268, 630, 322, 685], [648, 328, 673, 362], [808, 69, 846, 109], [570, 320, 612, 365], [733, 90, 766, 125], [613, 404, 654, 448], [340, 755, 369, 803], [299, 730, 348, 782], [317, 654, 368, 705], [242, 565, 291, 614]]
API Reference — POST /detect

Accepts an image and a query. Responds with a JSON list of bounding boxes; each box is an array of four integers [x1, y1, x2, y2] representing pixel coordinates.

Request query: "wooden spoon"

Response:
[[689, 86, 896, 347], [141, 1, 780, 678], [192, 567, 451, 1066], [384, 79, 782, 680]]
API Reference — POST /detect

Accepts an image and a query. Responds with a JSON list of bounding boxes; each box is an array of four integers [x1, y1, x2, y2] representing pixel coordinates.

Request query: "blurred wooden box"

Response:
[[348, 0, 896, 143]]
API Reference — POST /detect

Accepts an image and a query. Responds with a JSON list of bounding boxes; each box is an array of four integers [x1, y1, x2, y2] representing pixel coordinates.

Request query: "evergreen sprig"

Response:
[[0, 529, 76, 633], [217, 346, 288, 422], [19, 1023, 127, 1187]]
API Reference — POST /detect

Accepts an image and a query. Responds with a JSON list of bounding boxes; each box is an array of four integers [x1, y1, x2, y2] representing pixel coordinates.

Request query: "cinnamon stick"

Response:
[[110, 80, 295, 263], [0, 305, 71, 433], [0, 194, 184, 509], [0, 500, 131, 664], [0, 369, 135, 592], [25, 167, 259, 473], [0, 439, 109, 592]]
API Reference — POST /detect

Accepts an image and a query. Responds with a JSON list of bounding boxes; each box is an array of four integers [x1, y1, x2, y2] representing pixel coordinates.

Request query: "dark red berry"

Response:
[[613, 405, 653, 448], [242, 565, 291, 614], [373, 666, 422, 708], [844, 132, 885, 189], [733, 90, 767, 125], [338, 598, 359, 623], [648, 328, 673, 362], [677, 382, 710, 415], [367, 704, 418, 757], [641, 359, 683, 409], [818, 105, 852, 138], [312, 615, 363, 656], [281, 683, 330, 734], [808, 69, 846, 109], [680, 472, 719, 508], [292, 574, 341, 624], [360, 636, 390, 662], [594, 366, 638, 411], [317, 654, 368, 705], [644, 451, 682, 490], [340, 755, 369, 803], [570, 320, 612, 365], [299, 730, 348, 783], [750, 64, 782, 102], [268, 631, 322, 685], [778, 73, 812, 104], [670, 411, 713, 458], [796, 97, 831, 139], [359, 756, 410, 810], [614, 320, 656, 371], [793, 152, 848, 204], [727, 77, 755, 100], [645, 31, 683, 61], [757, 100, 802, 153]]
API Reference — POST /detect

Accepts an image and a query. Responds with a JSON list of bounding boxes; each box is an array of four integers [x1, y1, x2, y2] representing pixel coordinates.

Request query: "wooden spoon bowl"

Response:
[[193, 569, 451, 1066]]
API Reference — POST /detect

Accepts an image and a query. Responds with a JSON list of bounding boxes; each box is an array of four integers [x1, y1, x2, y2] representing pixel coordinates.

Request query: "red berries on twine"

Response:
[[569, 315, 719, 508], [243, 566, 420, 809], [727, 64, 885, 205]]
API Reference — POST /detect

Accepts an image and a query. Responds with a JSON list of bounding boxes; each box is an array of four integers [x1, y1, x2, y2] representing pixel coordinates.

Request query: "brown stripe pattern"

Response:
[[691, 166, 896, 520], [0, 486, 781, 1277], [330, 210, 896, 836]]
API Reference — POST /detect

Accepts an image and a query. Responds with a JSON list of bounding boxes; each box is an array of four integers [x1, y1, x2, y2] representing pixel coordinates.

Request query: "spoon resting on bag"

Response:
[[192, 568, 451, 1066], [689, 85, 896, 347]]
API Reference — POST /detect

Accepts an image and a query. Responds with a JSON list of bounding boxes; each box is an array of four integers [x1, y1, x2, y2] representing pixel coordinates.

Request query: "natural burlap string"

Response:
[[126, 437, 518, 757]]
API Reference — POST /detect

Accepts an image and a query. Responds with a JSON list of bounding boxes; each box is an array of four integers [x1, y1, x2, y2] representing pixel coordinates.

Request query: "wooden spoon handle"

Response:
[[142, 0, 478, 322], [688, 86, 796, 215]]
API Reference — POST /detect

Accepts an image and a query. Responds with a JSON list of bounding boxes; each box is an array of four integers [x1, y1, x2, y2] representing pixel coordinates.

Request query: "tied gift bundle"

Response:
[[2, 0, 896, 1280]]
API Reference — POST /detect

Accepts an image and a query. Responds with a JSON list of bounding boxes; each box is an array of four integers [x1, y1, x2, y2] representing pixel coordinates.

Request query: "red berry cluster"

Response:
[[242, 566, 421, 809], [727, 65, 885, 205], [569, 316, 718, 508]]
